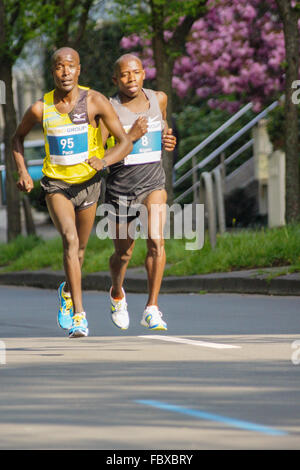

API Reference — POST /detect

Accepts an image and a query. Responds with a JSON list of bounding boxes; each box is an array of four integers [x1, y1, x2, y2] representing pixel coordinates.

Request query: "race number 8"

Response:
[[61, 137, 74, 149], [141, 136, 148, 146]]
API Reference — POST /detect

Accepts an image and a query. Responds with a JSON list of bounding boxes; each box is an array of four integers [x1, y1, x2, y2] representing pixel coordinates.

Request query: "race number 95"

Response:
[[61, 137, 74, 149]]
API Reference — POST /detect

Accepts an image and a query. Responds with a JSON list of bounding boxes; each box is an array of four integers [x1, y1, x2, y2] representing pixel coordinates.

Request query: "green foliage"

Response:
[[77, 22, 125, 98], [267, 103, 300, 150], [43, 20, 126, 97], [0, 0, 56, 64], [111, 0, 207, 36], [267, 104, 285, 150], [293, 0, 300, 13], [44, 0, 99, 49], [0, 234, 42, 266], [112, 0, 150, 34]]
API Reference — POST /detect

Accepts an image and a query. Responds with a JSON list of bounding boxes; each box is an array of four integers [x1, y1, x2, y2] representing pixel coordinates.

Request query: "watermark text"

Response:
[[96, 200, 204, 250], [291, 340, 300, 365], [291, 80, 300, 104], [0, 80, 5, 105], [0, 340, 6, 365]]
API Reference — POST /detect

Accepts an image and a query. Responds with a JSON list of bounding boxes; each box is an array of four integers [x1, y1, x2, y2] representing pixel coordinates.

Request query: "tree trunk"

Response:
[[22, 195, 36, 236], [276, 0, 300, 223], [152, 30, 175, 205], [149, 1, 205, 206], [0, 62, 21, 241]]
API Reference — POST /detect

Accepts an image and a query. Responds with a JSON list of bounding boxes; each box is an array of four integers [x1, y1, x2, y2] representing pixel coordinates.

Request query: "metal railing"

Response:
[[173, 98, 281, 248], [174, 102, 253, 172], [174, 138, 254, 203], [173, 99, 280, 204]]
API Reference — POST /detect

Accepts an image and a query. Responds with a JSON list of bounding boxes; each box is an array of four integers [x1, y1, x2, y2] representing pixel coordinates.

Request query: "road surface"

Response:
[[0, 285, 299, 451]]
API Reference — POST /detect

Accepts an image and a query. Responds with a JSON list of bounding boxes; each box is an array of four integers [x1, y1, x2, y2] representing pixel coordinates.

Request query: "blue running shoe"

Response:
[[57, 282, 73, 330], [68, 312, 89, 338], [141, 306, 167, 330]]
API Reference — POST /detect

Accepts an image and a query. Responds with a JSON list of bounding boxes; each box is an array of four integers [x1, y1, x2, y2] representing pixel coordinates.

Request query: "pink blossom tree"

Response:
[[121, 0, 286, 112], [120, 0, 300, 221]]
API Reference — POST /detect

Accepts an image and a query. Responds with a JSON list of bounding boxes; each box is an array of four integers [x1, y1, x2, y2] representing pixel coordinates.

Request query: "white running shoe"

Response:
[[141, 305, 167, 330], [110, 287, 129, 330]]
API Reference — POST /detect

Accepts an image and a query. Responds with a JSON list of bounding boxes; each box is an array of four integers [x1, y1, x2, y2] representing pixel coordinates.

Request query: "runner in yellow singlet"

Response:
[[12, 47, 132, 338]]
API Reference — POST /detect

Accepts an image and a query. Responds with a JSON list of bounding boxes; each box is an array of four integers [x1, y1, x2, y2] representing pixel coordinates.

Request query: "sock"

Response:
[[63, 285, 71, 297], [111, 287, 124, 302], [145, 305, 159, 311], [113, 295, 124, 301]]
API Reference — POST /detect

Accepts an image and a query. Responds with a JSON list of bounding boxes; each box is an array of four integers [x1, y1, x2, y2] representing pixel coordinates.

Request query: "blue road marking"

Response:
[[135, 399, 288, 436]]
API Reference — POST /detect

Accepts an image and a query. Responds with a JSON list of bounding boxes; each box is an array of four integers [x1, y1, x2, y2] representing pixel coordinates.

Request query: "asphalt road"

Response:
[[0, 285, 299, 452]]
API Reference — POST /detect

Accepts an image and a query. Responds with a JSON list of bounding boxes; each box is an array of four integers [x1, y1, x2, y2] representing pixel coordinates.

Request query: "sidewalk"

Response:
[[0, 266, 299, 296], [1, 207, 300, 296]]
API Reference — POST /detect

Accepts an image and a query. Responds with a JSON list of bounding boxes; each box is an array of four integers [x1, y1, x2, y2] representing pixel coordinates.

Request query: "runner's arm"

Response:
[[100, 115, 148, 149], [156, 91, 177, 152], [12, 100, 43, 192], [87, 93, 132, 171], [99, 119, 110, 146], [127, 116, 148, 142]]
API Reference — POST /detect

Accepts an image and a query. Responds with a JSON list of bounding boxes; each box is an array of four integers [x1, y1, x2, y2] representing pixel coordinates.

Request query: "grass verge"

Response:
[[0, 224, 299, 276]]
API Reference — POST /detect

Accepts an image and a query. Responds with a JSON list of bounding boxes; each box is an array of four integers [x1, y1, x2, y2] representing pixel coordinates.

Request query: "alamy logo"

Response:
[[0, 80, 5, 105], [291, 81, 300, 104], [291, 340, 300, 365], [96, 200, 204, 250], [0, 340, 6, 365]]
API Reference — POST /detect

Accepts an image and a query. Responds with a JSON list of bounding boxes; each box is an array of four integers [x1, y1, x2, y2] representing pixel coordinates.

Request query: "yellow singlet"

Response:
[[42, 85, 104, 184]]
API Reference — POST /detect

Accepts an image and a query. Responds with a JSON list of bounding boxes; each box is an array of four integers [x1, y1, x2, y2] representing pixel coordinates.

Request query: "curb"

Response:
[[0, 268, 299, 296]]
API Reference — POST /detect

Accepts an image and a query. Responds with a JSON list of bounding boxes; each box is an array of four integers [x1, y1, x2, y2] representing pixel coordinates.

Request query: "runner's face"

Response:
[[115, 59, 145, 98], [52, 53, 80, 92]]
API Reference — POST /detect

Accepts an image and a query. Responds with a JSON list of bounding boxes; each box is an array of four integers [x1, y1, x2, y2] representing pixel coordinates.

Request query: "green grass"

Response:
[[164, 224, 300, 276], [0, 224, 300, 276], [0, 236, 64, 271]]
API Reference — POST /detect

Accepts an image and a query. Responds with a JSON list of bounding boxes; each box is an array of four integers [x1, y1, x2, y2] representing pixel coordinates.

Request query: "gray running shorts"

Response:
[[40, 173, 101, 211], [105, 187, 165, 223]]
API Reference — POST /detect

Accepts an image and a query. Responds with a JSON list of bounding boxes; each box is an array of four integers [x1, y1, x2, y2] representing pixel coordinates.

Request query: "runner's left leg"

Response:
[[108, 221, 135, 329], [109, 223, 135, 300]]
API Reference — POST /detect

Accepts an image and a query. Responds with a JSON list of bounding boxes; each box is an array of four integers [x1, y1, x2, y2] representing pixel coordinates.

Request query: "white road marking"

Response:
[[138, 335, 241, 349]]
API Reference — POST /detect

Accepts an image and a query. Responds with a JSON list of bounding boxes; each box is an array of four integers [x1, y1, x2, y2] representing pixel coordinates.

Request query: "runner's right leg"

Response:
[[76, 202, 98, 269], [67, 202, 98, 336], [46, 193, 87, 335]]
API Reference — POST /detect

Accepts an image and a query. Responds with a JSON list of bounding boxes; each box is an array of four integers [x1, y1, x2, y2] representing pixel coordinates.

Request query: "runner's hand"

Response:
[[162, 128, 176, 152], [86, 157, 106, 171], [128, 117, 148, 142], [17, 172, 34, 193]]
